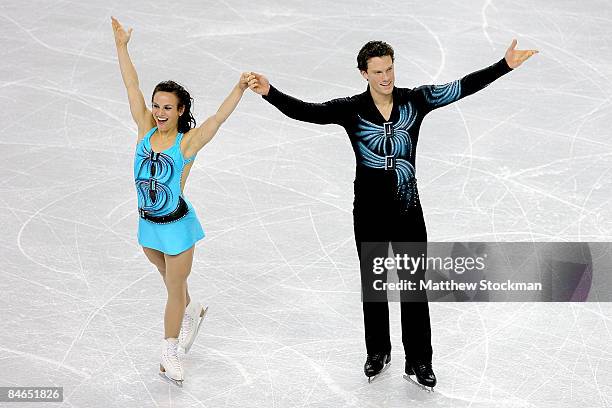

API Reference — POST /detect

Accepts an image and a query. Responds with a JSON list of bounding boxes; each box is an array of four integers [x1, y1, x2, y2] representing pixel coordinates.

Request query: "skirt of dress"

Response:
[[137, 197, 205, 255]]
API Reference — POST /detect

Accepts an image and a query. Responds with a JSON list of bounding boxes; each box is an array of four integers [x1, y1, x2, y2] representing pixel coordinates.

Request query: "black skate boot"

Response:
[[364, 352, 391, 383], [404, 360, 436, 392]]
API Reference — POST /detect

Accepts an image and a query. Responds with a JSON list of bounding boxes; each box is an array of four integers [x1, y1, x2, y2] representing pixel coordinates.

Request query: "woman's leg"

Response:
[[163, 246, 195, 339], [142, 247, 191, 306]]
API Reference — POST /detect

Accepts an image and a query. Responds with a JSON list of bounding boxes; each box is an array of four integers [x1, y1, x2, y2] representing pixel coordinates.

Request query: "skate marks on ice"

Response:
[[397, 378, 535, 408], [362, 372, 511, 407]]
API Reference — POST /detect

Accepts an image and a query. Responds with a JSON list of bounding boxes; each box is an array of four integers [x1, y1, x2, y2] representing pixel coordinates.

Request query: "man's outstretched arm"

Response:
[[247, 72, 348, 125], [418, 39, 538, 113]]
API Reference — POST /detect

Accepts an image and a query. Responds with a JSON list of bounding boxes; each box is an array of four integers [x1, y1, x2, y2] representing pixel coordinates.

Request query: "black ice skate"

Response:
[[404, 360, 436, 392], [364, 352, 391, 383]]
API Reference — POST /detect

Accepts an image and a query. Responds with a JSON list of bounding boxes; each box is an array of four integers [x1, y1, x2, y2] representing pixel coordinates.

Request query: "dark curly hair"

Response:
[[357, 41, 395, 72], [152, 81, 197, 134]]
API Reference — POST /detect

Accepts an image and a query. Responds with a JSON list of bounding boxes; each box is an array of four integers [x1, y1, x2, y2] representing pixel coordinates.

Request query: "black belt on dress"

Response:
[[139, 196, 189, 224]]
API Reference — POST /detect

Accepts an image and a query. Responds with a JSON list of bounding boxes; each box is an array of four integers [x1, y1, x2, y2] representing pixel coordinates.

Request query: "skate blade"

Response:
[[403, 374, 434, 392], [367, 362, 391, 383], [183, 306, 209, 354], [159, 372, 183, 388]]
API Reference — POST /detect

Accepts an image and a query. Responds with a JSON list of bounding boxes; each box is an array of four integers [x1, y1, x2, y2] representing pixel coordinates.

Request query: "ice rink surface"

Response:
[[1, 0, 611, 406]]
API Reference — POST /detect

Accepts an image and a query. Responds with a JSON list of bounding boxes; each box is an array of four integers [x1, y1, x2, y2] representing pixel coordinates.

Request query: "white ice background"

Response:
[[1, 0, 611, 407]]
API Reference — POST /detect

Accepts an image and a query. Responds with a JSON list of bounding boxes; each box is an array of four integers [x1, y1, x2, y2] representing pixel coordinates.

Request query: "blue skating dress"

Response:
[[134, 127, 205, 255]]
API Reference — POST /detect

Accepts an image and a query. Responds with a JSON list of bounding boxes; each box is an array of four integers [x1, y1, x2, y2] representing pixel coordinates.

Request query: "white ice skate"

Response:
[[179, 301, 208, 354], [159, 338, 183, 387]]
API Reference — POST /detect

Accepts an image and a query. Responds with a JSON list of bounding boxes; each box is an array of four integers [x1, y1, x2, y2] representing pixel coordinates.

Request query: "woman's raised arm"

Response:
[[111, 16, 154, 136]]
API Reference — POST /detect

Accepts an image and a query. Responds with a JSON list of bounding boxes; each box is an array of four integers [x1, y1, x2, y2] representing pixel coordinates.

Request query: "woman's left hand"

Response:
[[238, 72, 251, 91]]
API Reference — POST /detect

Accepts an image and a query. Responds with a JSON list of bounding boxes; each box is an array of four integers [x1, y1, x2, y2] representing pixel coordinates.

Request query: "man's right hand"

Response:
[[246, 72, 270, 96]]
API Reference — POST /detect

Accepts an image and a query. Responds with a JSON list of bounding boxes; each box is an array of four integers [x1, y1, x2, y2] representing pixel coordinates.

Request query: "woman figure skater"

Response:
[[111, 16, 249, 386]]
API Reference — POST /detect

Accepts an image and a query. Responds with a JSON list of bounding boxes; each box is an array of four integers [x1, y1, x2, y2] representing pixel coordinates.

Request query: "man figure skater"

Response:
[[247, 39, 537, 390]]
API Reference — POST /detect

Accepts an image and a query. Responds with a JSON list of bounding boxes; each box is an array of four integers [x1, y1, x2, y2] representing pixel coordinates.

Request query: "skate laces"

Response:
[[164, 340, 180, 370], [415, 362, 433, 376], [366, 353, 385, 365], [181, 313, 193, 337], [179, 309, 195, 344]]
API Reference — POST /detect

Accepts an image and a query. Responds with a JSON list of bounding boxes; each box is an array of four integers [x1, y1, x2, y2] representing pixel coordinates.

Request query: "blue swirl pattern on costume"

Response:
[[423, 80, 461, 109], [134, 145, 175, 215], [355, 103, 418, 207], [135, 177, 173, 214]]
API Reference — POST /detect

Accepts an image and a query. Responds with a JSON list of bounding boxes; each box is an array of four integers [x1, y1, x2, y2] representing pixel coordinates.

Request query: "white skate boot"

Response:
[[159, 338, 183, 387], [179, 301, 208, 354]]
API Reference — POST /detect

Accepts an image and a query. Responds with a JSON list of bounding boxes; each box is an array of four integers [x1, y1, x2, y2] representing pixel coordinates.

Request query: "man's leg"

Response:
[[355, 211, 392, 355], [399, 289, 433, 362], [391, 207, 433, 363], [395, 241, 432, 363], [393, 207, 437, 389], [358, 241, 392, 355]]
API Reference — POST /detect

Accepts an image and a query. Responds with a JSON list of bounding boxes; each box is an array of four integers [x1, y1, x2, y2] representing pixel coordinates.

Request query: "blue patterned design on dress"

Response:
[[134, 144, 175, 215], [424, 80, 461, 108]]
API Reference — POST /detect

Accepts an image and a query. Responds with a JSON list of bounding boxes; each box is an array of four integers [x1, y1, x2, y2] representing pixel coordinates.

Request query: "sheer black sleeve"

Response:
[[416, 58, 513, 114], [262, 85, 352, 126]]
